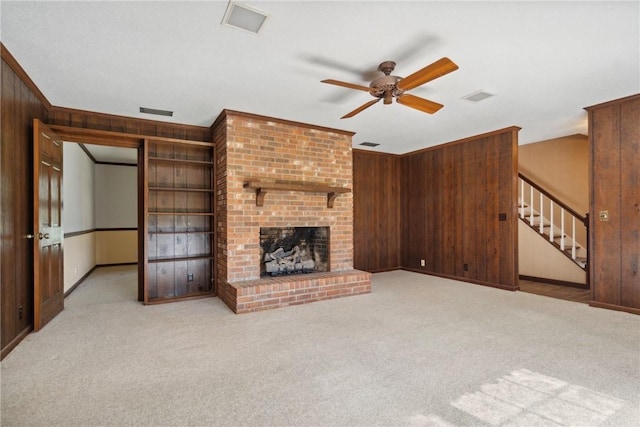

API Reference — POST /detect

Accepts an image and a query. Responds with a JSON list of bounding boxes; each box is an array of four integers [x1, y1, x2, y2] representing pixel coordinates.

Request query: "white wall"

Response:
[[93, 164, 138, 266], [63, 143, 95, 233], [63, 143, 96, 292], [94, 164, 137, 228], [63, 145, 139, 292]]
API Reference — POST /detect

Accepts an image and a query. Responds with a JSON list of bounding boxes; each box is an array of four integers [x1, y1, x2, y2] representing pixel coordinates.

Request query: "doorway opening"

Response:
[[62, 141, 139, 300]]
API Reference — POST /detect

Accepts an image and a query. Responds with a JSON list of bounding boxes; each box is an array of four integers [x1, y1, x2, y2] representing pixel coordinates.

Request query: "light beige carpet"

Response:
[[1, 266, 639, 426]]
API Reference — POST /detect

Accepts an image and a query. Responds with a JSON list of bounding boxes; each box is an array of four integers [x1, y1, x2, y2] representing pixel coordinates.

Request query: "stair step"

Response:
[[574, 257, 588, 268]]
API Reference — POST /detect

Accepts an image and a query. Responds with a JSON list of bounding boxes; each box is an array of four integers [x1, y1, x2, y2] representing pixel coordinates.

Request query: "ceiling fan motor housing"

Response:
[[370, 75, 404, 103]]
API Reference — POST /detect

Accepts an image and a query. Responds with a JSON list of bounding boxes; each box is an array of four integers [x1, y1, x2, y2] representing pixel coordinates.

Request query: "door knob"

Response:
[[26, 234, 35, 239]]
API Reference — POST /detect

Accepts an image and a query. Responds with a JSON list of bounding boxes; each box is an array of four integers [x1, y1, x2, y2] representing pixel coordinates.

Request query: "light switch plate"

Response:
[[599, 210, 609, 221]]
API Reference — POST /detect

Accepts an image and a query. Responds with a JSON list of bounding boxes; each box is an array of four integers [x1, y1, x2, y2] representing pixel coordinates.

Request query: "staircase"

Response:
[[518, 173, 588, 270]]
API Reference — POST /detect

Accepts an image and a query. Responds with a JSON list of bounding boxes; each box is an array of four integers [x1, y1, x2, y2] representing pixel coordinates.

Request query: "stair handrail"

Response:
[[518, 171, 589, 277], [518, 172, 587, 225]]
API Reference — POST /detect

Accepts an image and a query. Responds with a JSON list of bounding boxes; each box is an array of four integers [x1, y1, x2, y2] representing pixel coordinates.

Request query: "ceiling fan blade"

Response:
[[397, 94, 444, 114], [341, 98, 381, 119], [396, 57, 459, 91], [321, 79, 372, 92]]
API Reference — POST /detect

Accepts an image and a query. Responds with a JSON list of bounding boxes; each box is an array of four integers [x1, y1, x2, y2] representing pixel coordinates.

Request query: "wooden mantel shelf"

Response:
[[244, 179, 351, 208]]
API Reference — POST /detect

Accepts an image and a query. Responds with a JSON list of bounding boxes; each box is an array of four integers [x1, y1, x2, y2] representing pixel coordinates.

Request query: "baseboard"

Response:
[[0, 326, 32, 361], [364, 267, 401, 273], [96, 262, 138, 267], [519, 275, 588, 290], [401, 267, 519, 291], [589, 301, 640, 315], [65, 265, 98, 297]]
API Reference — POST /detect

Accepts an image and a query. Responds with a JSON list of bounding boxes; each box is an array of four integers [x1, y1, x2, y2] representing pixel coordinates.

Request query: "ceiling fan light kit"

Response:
[[322, 57, 459, 118]]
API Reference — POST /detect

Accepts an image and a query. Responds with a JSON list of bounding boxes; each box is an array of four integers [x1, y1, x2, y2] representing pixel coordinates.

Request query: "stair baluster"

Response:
[[518, 172, 587, 271], [572, 216, 576, 259]]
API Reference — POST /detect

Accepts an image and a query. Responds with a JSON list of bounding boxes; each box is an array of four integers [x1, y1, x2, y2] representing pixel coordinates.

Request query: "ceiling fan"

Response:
[[321, 57, 458, 119]]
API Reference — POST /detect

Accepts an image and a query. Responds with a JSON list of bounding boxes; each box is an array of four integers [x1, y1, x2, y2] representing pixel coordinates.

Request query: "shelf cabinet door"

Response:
[[147, 259, 213, 300], [143, 139, 216, 304]]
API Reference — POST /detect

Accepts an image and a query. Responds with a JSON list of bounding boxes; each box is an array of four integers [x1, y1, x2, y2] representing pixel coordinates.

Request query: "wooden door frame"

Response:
[[47, 125, 214, 303], [50, 125, 146, 300]]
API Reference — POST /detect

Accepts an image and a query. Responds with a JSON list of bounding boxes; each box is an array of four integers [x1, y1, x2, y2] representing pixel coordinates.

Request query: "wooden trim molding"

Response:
[[51, 125, 143, 147], [49, 106, 212, 139], [96, 262, 137, 267], [95, 228, 137, 232], [1, 43, 52, 109], [589, 301, 640, 316], [217, 109, 356, 136], [49, 125, 215, 149], [0, 327, 32, 361], [78, 143, 98, 162], [65, 227, 137, 238], [352, 148, 401, 158], [584, 93, 640, 111], [64, 229, 95, 238], [64, 266, 98, 297], [96, 161, 137, 167], [400, 126, 522, 157], [402, 267, 520, 291]]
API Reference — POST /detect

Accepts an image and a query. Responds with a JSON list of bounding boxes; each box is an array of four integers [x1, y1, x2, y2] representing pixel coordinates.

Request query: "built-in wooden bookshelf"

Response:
[[143, 139, 215, 304]]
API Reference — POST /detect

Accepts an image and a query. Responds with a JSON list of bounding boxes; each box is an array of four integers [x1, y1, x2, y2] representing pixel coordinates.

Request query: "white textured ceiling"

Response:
[[2, 1, 639, 154], [82, 144, 138, 165]]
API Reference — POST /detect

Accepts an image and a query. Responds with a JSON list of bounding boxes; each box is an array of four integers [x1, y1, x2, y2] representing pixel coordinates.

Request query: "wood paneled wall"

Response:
[[352, 150, 401, 272], [1, 46, 50, 358], [48, 107, 211, 142], [399, 127, 520, 290], [587, 94, 640, 314], [0, 43, 215, 359]]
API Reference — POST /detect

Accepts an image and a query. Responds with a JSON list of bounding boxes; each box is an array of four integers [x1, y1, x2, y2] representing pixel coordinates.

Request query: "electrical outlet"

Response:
[[18, 305, 23, 320], [187, 273, 194, 282], [464, 264, 469, 271], [420, 259, 426, 267]]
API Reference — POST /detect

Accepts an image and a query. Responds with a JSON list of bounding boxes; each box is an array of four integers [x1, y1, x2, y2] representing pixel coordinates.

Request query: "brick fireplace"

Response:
[[213, 110, 371, 313]]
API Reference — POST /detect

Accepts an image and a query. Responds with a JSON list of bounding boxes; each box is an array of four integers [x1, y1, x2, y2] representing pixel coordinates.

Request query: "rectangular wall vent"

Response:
[[222, 1, 269, 34], [140, 107, 174, 117]]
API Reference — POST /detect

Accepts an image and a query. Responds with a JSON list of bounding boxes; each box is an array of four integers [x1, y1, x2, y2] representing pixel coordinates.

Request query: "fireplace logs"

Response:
[[260, 227, 329, 277], [264, 245, 315, 276]]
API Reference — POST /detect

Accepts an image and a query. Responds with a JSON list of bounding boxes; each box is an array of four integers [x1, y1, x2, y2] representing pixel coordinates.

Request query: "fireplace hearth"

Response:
[[260, 227, 329, 277]]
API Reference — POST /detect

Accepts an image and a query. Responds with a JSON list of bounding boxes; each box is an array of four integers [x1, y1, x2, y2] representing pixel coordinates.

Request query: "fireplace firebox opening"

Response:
[[259, 227, 329, 277]]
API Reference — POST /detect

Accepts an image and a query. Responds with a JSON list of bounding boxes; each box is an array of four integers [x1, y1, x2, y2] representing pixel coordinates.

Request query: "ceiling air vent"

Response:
[[359, 142, 380, 147], [140, 107, 173, 117], [462, 90, 494, 103], [222, 1, 269, 34]]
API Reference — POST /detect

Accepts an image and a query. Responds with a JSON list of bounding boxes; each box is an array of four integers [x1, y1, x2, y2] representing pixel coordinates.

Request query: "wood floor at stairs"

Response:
[[519, 280, 591, 304]]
